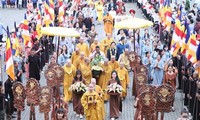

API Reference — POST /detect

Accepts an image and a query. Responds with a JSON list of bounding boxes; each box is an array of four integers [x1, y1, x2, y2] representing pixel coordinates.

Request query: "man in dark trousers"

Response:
[[0, 81, 5, 120], [27, 48, 41, 81], [4, 76, 15, 119]]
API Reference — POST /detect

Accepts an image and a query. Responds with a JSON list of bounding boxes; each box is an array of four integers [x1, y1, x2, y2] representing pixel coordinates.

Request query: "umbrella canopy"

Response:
[[114, 18, 153, 29], [41, 27, 80, 37]]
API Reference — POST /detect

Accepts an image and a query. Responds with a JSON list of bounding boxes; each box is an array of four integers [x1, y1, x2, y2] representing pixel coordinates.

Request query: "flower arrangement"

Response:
[[69, 82, 87, 93], [90, 52, 104, 66], [106, 83, 123, 94]]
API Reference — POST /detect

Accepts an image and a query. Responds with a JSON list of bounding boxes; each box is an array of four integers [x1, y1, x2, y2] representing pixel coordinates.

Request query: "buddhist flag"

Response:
[[6, 27, 15, 81], [21, 14, 31, 46], [186, 33, 198, 63], [170, 19, 185, 57], [58, 0, 65, 23], [12, 22, 20, 56], [163, 0, 172, 32], [36, 9, 42, 39], [181, 21, 190, 54], [49, 0, 55, 21], [44, 2, 53, 27]]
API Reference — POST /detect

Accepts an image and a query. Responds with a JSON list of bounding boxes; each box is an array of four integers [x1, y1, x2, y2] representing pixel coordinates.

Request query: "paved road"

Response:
[[0, 3, 186, 120]]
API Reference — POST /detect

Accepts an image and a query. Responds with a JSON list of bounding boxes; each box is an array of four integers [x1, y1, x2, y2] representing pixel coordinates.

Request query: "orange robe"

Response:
[[71, 52, 80, 65], [163, 72, 177, 89], [103, 15, 113, 35], [116, 67, 130, 98], [100, 38, 114, 55], [98, 64, 112, 100], [81, 63, 92, 86], [76, 43, 89, 56], [108, 61, 119, 71], [74, 58, 85, 70]]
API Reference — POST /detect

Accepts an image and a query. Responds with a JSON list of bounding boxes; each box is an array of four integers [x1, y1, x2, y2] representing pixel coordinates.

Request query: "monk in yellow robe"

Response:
[[116, 62, 130, 99], [91, 78, 105, 120], [76, 37, 89, 56], [103, 13, 113, 35], [101, 33, 114, 55], [118, 48, 131, 71], [74, 52, 85, 70], [108, 56, 119, 71], [81, 84, 101, 120], [95, 1, 103, 22], [71, 48, 80, 64], [81, 58, 92, 86], [98, 59, 112, 101], [63, 59, 77, 102], [90, 38, 101, 53]]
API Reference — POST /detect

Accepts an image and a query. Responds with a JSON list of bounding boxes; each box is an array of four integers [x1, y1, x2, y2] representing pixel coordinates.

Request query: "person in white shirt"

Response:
[[109, 7, 117, 19], [89, 46, 105, 60]]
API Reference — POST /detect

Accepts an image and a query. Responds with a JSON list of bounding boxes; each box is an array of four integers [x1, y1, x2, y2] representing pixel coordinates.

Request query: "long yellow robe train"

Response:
[[98, 64, 112, 100], [81, 91, 101, 120], [63, 64, 76, 102], [81, 63, 92, 86], [116, 67, 130, 98]]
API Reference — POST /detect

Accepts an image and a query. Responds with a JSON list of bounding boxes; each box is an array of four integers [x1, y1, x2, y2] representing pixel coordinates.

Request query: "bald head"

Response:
[[119, 62, 124, 68], [91, 78, 96, 85], [124, 48, 129, 55], [80, 52, 85, 59], [104, 58, 109, 65], [111, 56, 116, 62], [88, 83, 94, 92], [66, 59, 72, 66]]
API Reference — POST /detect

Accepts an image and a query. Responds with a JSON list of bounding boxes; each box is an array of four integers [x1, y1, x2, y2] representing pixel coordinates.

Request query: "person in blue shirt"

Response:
[[142, 51, 153, 83], [116, 36, 126, 60], [151, 54, 164, 86]]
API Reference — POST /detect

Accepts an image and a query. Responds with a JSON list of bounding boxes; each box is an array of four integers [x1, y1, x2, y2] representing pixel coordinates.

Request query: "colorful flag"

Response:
[[181, 21, 190, 54], [21, 14, 31, 47], [49, 0, 55, 21], [36, 9, 42, 39], [6, 27, 15, 81], [163, 0, 172, 32], [186, 33, 198, 63], [44, 2, 54, 27], [58, 0, 65, 23], [170, 19, 185, 57]]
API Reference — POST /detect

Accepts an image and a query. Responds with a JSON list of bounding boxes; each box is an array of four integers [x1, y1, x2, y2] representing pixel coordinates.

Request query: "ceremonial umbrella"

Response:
[[114, 17, 153, 51], [40, 27, 80, 62], [40, 27, 80, 37], [114, 17, 153, 29]]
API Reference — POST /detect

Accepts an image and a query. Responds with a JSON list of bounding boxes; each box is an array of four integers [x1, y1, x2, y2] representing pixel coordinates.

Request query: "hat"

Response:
[[129, 9, 135, 14]]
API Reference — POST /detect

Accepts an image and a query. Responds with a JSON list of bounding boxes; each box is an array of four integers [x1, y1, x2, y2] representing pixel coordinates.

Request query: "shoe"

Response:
[[80, 114, 83, 119], [76, 114, 79, 117], [111, 118, 115, 120], [171, 107, 175, 112]]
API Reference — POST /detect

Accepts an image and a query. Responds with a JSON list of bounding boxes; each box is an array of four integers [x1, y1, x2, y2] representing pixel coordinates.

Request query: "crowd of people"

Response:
[[0, 0, 200, 120]]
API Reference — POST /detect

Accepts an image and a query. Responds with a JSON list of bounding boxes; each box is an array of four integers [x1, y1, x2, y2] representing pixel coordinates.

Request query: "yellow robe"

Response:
[[118, 53, 131, 71], [103, 15, 113, 35], [63, 65, 76, 102], [90, 42, 101, 52], [100, 38, 114, 55], [81, 91, 101, 120], [71, 52, 80, 65], [108, 61, 119, 71], [95, 3, 103, 22], [76, 43, 89, 56], [98, 64, 112, 100], [74, 58, 85, 70], [81, 63, 92, 86], [116, 67, 130, 98], [94, 85, 105, 120]]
